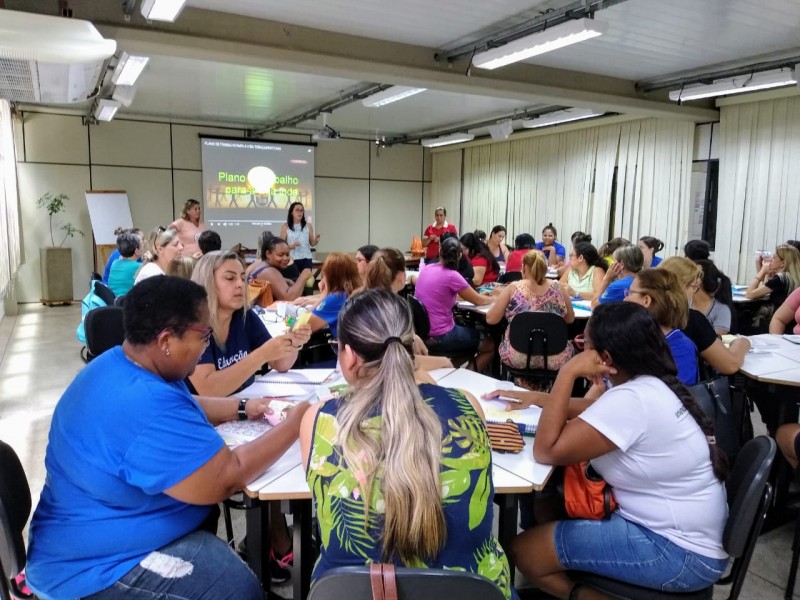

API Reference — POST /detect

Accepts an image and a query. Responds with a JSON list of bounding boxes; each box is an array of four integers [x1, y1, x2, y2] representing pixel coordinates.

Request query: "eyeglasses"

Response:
[[623, 288, 646, 298], [328, 339, 340, 355], [185, 325, 213, 343]]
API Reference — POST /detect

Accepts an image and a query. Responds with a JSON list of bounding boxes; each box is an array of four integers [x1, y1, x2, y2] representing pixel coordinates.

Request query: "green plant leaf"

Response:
[[468, 469, 490, 530]]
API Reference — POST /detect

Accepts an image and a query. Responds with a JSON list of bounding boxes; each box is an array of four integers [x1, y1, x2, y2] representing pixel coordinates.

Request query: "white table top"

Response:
[[740, 334, 800, 387], [456, 299, 591, 320]]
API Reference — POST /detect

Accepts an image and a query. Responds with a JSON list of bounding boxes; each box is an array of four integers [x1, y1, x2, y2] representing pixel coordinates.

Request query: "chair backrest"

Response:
[[507, 311, 568, 371], [92, 281, 116, 306], [84, 305, 125, 358], [497, 271, 522, 284], [407, 296, 431, 340], [721, 436, 775, 598], [0, 440, 31, 584], [308, 566, 505, 600]]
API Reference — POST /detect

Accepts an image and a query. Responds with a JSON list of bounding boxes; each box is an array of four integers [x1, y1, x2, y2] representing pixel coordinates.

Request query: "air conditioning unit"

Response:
[[0, 9, 116, 104]]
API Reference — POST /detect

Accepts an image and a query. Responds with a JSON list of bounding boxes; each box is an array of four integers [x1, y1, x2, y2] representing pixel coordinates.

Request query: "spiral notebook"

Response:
[[241, 369, 340, 399], [256, 369, 337, 385], [479, 398, 541, 436]]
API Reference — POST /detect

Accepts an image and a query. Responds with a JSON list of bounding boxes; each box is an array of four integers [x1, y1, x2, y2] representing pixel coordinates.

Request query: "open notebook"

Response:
[[479, 398, 542, 436]]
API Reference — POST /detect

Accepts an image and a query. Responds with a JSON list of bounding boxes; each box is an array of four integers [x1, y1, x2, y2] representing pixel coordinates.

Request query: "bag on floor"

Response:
[[564, 460, 617, 520]]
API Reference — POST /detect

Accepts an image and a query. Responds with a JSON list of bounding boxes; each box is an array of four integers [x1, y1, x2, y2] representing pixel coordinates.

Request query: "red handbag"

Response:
[[563, 460, 617, 520]]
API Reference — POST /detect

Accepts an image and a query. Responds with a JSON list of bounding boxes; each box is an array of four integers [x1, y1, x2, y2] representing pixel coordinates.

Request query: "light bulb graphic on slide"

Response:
[[247, 166, 276, 194]]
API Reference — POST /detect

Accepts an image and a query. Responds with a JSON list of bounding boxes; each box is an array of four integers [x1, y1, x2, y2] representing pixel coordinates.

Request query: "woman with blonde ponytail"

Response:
[[300, 289, 514, 599]]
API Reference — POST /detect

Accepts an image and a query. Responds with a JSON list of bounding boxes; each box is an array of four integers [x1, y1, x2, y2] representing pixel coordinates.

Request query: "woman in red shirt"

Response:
[[460, 232, 499, 286], [422, 207, 458, 263]]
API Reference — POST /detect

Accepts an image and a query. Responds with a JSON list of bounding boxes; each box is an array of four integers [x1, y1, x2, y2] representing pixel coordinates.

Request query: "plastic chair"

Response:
[[0, 440, 33, 600], [574, 436, 776, 600], [307, 565, 505, 600], [83, 306, 125, 361], [501, 311, 569, 386]]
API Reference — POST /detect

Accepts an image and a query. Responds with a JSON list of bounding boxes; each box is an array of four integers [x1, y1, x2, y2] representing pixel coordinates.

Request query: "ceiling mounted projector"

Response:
[[312, 125, 340, 140]]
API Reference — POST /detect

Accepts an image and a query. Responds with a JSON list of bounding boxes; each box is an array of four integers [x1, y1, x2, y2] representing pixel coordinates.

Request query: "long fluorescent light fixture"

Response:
[[111, 52, 149, 86], [421, 133, 475, 148], [669, 67, 798, 101], [94, 99, 120, 122], [522, 108, 603, 128], [473, 18, 607, 70], [363, 86, 427, 107], [140, 0, 187, 22]]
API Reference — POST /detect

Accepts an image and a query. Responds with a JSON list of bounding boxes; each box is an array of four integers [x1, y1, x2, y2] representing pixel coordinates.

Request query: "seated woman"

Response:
[[592, 244, 643, 307], [308, 252, 361, 338], [486, 225, 510, 265], [415, 238, 495, 372], [487, 250, 574, 385], [511, 302, 728, 598], [770, 287, 800, 334], [166, 255, 196, 279], [746, 243, 800, 313], [134, 226, 184, 284], [556, 232, 592, 278], [559, 242, 607, 300], [461, 232, 500, 286], [188, 251, 311, 397], [107, 231, 141, 296], [624, 268, 698, 385], [245, 233, 311, 302], [692, 259, 733, 335], [355, 244, 380, 282], [598, 236, 630, 267], [26, 276, 309, 600], [299, 289, 514, 600], [638, 235, 664, 268], [505, 233, 537, 273], [660, 257, 750, 375], [536, 223, 566, 267]]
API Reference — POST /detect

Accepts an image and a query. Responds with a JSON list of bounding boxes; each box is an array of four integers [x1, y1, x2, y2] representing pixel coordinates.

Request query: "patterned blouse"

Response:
[[499, 280, 574, 371], [287, 223, 313, 261], [306, 383, 513, 599]]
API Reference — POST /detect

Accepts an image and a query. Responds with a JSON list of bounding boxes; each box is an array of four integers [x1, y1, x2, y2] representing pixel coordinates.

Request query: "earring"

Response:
[[165, 348, 171, 356]]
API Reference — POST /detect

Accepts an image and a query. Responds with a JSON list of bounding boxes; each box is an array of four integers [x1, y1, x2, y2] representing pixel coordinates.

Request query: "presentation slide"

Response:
[[200, 137, 315, 248]]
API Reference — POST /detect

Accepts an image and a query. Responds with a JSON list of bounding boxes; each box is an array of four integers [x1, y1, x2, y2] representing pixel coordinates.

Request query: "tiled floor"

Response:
[[1, 303, 798, 600]]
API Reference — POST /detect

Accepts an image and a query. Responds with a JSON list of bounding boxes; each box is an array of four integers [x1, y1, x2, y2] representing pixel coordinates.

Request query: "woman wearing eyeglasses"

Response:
[[26, 276, 309, 600], [188, 251, 311, 397]]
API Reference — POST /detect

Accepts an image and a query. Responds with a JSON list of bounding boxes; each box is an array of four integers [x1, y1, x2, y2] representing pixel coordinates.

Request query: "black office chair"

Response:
[[497, 271, 522, 284], [0, 440, 33, 600], [574, 436, 776, 600], [408, 296, 472, 368], [308, 565, 505, 600], [501, 311, 569, 387], [785, 467, 800, 598], [82, 306, 125, 362]]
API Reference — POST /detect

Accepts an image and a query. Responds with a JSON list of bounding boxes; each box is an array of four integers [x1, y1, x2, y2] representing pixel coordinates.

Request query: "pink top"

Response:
[[782, 287, 800, 334], [169, 218, 205, 257], [414, 263, 471, 336]]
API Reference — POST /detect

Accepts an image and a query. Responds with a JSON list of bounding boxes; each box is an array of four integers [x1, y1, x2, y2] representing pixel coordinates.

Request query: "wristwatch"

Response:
[[237, 398, 248, 421]]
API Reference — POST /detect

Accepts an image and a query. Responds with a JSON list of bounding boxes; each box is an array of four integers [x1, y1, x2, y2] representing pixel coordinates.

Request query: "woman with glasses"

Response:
[[559, 242, 607, 300], [299, 289, 515, 599], [134, 226, 184, 285], [355, 244, 379, 282], [169, 198, 206, 258], [280, 201, 320, 273], [26, 276, 309, 600], [188, 251, 311, 397]]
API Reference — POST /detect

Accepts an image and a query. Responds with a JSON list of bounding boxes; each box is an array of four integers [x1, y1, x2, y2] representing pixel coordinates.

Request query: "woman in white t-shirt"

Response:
[[134, 227, 184, 285], [510, 302, 729, 598]]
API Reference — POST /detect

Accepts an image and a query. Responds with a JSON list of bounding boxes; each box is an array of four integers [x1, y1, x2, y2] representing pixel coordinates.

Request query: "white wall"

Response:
[[13, 112, 430, 303]]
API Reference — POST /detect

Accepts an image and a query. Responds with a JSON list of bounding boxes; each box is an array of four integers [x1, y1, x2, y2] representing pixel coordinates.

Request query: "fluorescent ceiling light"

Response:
[[94, 99, 120, 122], [362, 86, 427, 107], [111, 52, 149, 86], [669, 67, 798, 101], [522, 108, 603, 128], [473, 18, 607, 70], [421, 132, 475, 148], [140, 0, 187, 22]]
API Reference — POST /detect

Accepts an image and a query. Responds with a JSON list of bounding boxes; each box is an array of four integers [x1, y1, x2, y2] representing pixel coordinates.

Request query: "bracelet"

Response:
[[237, 398, 248, 421]]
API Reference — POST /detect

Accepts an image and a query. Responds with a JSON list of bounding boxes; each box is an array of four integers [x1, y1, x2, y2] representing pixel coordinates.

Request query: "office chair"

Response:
[[308, 565, 504, 600], [0, 440, 33, 600], [82, 306, 125, 362], [497, 271, 522, 284], [501, 311, 569, 387], [408, 296, 473, 369], [574, 436, 776, 600]]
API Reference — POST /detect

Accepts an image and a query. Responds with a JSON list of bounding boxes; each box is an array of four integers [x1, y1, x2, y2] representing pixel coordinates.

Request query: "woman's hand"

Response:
[[483, 389, 548, 410], [604, 261, 623, 281], [562, 350, 617, 386], [561, 283, 576, 297], [413, 334, 429, 355], [289, 323, 312, 348], [242, 397, 274, 420]]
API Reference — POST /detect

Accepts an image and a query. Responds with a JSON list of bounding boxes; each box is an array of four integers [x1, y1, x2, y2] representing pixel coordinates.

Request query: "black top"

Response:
[[458, 256, 475, 286], [765, 273, 796, 310], [682, 309, 718, 353]]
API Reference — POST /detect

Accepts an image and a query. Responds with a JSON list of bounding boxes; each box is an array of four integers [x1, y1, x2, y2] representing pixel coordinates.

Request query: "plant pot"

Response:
[[40, 247, 73, 305]]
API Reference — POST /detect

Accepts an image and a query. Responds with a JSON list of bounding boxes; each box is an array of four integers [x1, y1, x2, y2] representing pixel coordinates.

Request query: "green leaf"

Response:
[[468, 469, 490, 530], [440, 468, 471, 499], [329, 469, 359, 498]]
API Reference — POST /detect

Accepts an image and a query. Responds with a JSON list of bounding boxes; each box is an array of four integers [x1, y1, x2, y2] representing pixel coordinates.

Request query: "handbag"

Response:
[[688, 376, 748, 464], [247, 278, 274, 308], [370, 563, 398, 600], [563, 460, 617, 520], [486, 420, 525, 453]]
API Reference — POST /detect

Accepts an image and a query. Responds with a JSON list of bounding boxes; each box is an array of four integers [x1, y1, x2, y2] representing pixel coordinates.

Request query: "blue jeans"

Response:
[[83, 531, 263, 600], [554, 513, 728, 592], [431, 324, 480, 352]]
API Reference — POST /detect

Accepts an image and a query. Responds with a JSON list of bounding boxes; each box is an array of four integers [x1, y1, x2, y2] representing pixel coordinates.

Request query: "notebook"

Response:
[[257, 369, 337, 385], [479, 398, 542, 436]]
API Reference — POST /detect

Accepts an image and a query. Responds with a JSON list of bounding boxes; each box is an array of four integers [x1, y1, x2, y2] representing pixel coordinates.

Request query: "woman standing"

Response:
[[246, 235, 312, 301], [280, 201, 320, 273], [26, 276, 308, 600], [299, 289, 514, 599], [512, 302, 728, 598], [536, 223, 566, 266], [638, 236, 665, 268], [486, 225, 510, 265], [488, 250, 574, 382], [134, 227, 184, 284], [461, 232, 500, 286], [169, 199, 205, 258], [559, 242, 607, 300], [422, 207, 458, 264]]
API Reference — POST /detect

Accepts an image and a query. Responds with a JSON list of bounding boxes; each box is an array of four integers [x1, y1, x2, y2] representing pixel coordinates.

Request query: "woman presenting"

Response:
[[422, 206, 458, 264], [280, 201, 319, 273], [169, 198, 205, 258], [26, 276, 309, 600]]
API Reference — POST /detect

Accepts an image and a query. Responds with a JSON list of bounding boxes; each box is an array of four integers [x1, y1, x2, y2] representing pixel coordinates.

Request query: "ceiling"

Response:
[[8, 0, 800, 141]]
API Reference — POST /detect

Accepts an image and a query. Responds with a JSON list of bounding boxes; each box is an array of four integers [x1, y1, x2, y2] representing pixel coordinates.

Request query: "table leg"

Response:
[[291, 499, 314, 600], [244, 496, 272, 594], [495, 493, 518, 579]]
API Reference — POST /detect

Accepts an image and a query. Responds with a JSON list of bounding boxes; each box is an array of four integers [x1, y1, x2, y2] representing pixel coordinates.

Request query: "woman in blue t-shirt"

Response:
[[592, 244, 644, 307], [309, 252, 362, 338]]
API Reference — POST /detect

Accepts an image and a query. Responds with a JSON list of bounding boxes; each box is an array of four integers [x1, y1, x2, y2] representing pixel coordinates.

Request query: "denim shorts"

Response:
[[431, 324, 480, 352], [554, 513, 728, 592]]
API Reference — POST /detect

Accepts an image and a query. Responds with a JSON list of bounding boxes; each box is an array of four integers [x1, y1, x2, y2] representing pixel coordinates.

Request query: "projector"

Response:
[[312, 125, 340, 140]]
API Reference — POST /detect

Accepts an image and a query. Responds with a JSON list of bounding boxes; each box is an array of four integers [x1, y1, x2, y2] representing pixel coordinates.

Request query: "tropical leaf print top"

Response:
[[306, 383, 512, 599]]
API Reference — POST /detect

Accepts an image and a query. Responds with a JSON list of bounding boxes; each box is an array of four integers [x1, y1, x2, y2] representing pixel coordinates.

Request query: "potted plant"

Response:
[[36, 192, 84, 305]]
